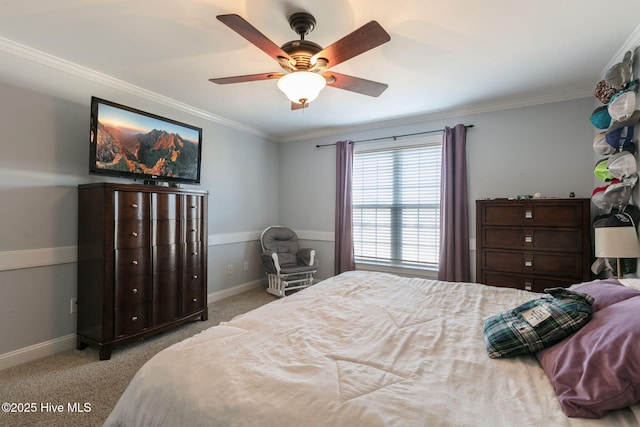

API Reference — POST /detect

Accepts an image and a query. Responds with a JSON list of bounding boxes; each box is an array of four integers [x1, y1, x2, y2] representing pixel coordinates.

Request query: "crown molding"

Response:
[[0, 36, 271, 140], [280, 89, 593, 143]]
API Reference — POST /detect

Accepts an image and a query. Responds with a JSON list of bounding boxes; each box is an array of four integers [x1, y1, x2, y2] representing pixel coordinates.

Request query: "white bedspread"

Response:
[[105, 271, 640, 426]]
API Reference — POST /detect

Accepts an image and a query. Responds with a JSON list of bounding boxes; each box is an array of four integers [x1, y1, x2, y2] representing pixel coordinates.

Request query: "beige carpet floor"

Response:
[[0, 287, 277, 427]]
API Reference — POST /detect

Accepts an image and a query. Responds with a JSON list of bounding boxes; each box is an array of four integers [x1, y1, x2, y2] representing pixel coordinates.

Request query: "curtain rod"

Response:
[[315, 124, 474, 148]]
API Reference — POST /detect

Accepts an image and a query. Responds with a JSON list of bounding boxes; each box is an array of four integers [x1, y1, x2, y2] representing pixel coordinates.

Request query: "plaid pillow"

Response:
[[484, 288, 594, 359]]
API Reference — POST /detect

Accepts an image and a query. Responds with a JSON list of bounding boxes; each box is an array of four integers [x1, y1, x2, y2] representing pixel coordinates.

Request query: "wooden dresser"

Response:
[[77, 182, 208, 359], [476, 198, 590, 292]]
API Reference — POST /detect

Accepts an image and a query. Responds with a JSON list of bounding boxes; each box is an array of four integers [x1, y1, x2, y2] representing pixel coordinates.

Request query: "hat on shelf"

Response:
[[604, 204, 640, 228], [608, 91, 637, 122], [591, 106, 612, 129], [594, 158, 614, 182], [592, 180, 619, 210], [593, 132, 614, 155], [608, 151, 637, 180], [604, 51, 633, 90], [605, 110, 640, 150], [594, 80, 618, 104], [603, 175, 638, 209]]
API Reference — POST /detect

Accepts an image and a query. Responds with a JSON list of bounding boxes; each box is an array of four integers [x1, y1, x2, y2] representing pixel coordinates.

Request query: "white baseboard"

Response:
[[0, 333, 76, 371], [207, 279, 265, 303], [0, 280, 266, 372]]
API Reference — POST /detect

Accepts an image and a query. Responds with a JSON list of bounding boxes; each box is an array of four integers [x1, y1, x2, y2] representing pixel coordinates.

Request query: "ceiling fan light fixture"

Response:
[[277, 71, 326, 105]]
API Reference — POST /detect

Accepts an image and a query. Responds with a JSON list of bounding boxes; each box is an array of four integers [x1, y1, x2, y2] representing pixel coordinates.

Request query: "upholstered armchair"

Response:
[[260, 226, 318, 297]]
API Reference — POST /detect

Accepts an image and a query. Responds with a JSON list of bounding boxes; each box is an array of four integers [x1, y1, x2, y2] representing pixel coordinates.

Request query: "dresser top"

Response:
[[476, 198, 588, 203], [79, 182, 208, 196]]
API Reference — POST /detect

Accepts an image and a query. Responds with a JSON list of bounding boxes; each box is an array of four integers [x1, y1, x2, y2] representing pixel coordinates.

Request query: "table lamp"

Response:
[[595, 226, 640, 279]]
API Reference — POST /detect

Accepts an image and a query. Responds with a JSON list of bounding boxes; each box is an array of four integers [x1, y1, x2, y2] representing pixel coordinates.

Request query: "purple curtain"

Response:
[[438, 124, 470, 282], [335, 140, 355, 275]]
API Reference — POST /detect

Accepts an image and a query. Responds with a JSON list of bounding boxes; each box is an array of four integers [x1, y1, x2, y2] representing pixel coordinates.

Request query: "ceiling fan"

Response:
[[209, 12, 391, 109]]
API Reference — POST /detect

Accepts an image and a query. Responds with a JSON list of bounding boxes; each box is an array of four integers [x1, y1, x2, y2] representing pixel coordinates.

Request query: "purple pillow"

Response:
[[536, 296, 640, 418], [572, 279, 640, 311]]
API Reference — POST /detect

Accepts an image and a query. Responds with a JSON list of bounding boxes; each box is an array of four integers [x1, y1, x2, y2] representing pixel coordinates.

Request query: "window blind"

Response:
[[352, 141, 442, 269]]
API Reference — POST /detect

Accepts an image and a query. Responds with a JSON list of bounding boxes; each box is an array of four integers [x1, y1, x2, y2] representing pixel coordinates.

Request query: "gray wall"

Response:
[[280, 97, 597, 281]]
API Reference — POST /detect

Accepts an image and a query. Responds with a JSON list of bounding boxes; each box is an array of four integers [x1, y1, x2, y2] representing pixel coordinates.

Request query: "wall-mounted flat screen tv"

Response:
[[89, 96, 202, 185]]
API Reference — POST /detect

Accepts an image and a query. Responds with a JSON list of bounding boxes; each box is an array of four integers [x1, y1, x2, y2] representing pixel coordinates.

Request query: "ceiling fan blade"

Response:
[[291, 102, 309, 111], [209, 72, 284, 84], [217, 14, 294, 65], [324, 72, 388, 97], [312, 21, 390, 69]]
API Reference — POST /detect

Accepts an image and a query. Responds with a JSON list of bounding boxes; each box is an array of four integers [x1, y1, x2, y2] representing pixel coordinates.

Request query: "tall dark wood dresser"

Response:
[[476, 198, 590, 292], [77, 182, 208, 359]]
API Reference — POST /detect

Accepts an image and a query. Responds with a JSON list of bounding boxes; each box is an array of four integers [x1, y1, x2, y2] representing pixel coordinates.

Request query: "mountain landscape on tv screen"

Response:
[[95, 121, 199, 179]]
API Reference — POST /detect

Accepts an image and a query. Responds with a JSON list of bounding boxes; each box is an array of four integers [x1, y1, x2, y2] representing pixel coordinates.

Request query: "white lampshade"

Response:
[[595, 227, 640, 258], [277, 71, 326, 105], [595, 227, 640, 278]]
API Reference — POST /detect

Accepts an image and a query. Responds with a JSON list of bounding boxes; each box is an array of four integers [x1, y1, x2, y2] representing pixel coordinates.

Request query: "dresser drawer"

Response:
[[153, 220, 178, 246], [154, 193, 178, 219], [482, 227, 584, 252], [185, 219, 202, 242], [184, 195, 202, 219], [153, 270, 180, 324], [482, 249, 583, 278], [114, 191, 150, 220], [115, 275, 150, 307], [115, 220, 150, 249], [114, 303, 151, 337], [153, 244, 179, 273], [184, 264, 204, 289], [482, 272, 582, 293], [185, 241, 203, 266], [153, 270, 180, 299], [153, 297, 180, 325], [182, 286, 205, 315], [115, 247, 151, 278], [481, 202, 584, 227]]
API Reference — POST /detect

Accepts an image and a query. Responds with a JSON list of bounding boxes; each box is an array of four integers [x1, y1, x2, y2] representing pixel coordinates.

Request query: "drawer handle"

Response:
[[524, 210, 533, 219], [524, 235, 533, 243], [131, 232, 138, 237], [132, 288, 138, 294], [132, 260, 138, 265], [192, 275, 199, 279], [192, 298, 198, 302], [524, 282, 532, 291], [524, 259, 533, 267], [131, 316, 138, 321], [131, 203, 138, 208]]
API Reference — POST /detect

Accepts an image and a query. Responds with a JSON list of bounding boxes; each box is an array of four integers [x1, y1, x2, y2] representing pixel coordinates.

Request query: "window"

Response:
[[352, 135, 442, 270]]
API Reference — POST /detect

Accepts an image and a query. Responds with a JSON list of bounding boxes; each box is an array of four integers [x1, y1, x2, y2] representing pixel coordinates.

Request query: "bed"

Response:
[[105, 271, 640, 426]]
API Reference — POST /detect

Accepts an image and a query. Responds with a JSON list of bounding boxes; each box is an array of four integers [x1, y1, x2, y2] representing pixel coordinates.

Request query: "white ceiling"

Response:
[[0, 0, 638, 142]]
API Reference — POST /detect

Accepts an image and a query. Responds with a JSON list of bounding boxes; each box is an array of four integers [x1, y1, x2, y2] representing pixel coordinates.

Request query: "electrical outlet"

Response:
[[226, 264, 233, 275], [243, 261, 249, 271], [70, 298, 77, 314]]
